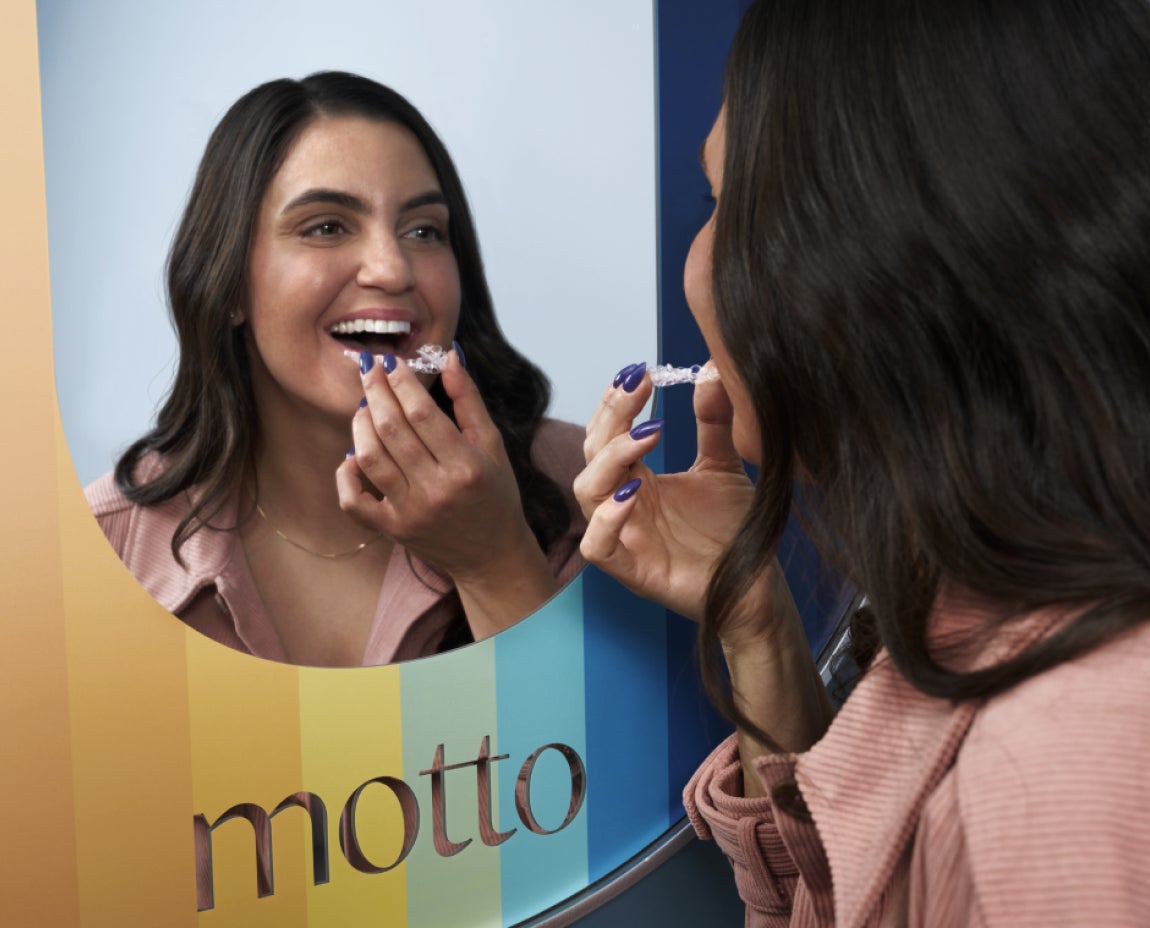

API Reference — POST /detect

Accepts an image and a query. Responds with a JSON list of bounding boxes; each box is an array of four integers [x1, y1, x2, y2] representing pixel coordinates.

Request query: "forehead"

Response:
[[268, 115, 440, 199]]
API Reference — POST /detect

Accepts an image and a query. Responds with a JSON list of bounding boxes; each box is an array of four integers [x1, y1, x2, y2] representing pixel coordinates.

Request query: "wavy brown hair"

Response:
[[701, 0, 1150, 734], [115, 72, 571, 582]]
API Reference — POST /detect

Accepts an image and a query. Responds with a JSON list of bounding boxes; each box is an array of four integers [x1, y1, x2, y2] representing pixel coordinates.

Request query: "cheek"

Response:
[[725, 376, 761, 466], [419, 252, 462, 330], [731, 413, 762, 466]]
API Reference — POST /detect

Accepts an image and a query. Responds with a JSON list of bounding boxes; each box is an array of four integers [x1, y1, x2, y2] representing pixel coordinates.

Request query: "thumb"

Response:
[[439, 343, 498, 445], [693, 362, 742, 467]]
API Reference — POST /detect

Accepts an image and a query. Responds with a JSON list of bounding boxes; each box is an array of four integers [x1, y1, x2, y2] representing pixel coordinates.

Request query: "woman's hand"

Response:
[[336, 347, 557, 638], [574, 362, 755, 622], [578, 364, 834, 768]]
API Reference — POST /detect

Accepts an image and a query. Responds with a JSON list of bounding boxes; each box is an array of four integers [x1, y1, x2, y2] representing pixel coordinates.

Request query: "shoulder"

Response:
[[83, 454, 172, 553], [82, 455, 226, 613], [84, 468, 141, 557], [954, 621, 1150, 923]]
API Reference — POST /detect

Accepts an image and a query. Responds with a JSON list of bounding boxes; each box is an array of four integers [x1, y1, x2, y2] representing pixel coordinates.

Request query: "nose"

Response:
[[356, 231, 414, 293]]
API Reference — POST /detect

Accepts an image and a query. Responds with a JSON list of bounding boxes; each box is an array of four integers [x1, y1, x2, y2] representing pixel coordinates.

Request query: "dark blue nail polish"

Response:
[[358, 396, 368, 409], [359, 350, 374, 374], [346, 447, 356, 458], [382, 353, 398, 374], [452, 340, 467, 370], [613, 362, 640, 388], [613, 477, 642, 502], [629, 418, 664, 440], [622, 362, 647, 393]]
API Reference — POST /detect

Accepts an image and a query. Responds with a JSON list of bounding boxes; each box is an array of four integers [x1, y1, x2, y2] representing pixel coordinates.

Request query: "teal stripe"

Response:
[[400, 640, 502, 926], [495, 578, 589, 926]]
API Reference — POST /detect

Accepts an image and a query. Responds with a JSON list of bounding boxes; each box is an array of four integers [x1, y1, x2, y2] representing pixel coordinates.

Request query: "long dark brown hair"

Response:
[[115, 72, 571, 583], [702, 0, 1150, 733]]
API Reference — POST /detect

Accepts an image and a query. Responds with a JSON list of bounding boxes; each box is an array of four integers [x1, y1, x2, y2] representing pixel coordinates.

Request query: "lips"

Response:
[[327, 318, 414, 355]]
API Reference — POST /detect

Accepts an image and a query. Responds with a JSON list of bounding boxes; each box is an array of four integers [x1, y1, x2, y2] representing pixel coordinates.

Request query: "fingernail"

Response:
[[358, 396, 368, 409], [613, 362, 640, 388], [346, 447, 356, 458], [622, 362, 647, 393], [452, 340, 467, 370], [359, 350, 375, 374], [613, 477, 642, 502], [629, 418, 664, 440], [382, 353, 398, 374]]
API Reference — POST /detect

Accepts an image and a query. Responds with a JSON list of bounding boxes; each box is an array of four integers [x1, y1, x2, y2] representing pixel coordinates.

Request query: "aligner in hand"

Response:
[[647, 363, 720, 387], [343, 344, 451, 373], [404, 344, 450, 373]]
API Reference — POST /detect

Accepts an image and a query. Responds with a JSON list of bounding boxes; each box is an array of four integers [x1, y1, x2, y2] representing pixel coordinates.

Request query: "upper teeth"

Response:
[[329, 319, 412, 335]]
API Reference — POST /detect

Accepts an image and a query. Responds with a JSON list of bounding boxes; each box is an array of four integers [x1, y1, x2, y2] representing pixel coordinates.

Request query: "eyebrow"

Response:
[[280, 188, 448, 215]]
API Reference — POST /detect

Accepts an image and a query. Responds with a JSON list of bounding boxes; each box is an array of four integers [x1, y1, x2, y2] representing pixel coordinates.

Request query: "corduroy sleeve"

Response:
[[685, 735, 805, 927]]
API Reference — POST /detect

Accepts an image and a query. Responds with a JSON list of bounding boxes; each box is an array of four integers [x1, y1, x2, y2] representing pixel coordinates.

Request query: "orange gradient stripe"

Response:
[[0, 2, 80, 924]]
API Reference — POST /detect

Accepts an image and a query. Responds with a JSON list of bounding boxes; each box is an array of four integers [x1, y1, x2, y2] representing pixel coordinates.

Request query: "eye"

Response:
[[402, 223, 447, 244], [301, 219, 346, 239]]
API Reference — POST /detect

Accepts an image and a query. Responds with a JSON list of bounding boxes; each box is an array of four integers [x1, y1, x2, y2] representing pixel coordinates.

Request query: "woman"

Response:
[[86, 71, 584, 666], [577, 0, 1150, 923]]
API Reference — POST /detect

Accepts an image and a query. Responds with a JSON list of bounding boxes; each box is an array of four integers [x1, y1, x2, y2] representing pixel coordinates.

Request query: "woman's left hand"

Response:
[[335, 347, 558, 638]]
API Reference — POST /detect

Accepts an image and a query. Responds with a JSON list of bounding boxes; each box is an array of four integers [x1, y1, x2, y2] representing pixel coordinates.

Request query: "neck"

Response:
[[248, 399, 379, 552]]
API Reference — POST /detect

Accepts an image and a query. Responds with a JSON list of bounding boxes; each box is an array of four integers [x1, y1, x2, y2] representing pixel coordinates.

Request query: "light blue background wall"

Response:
[[38, 0, 658, 485]]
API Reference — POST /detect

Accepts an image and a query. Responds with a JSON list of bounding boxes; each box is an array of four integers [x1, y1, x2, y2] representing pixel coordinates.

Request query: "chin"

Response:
[[733, 429, 762, 467]]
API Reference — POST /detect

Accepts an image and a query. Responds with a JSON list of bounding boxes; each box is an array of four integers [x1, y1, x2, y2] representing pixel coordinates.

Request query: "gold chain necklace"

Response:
[[254, 499, 387, 560]]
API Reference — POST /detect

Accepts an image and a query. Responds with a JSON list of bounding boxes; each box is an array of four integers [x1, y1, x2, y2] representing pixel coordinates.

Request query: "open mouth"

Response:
[[328, 319, 414, 356]]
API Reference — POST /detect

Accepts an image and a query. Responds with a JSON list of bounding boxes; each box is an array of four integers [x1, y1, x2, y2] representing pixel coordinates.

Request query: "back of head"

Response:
[[706, 0, 1150, 699]]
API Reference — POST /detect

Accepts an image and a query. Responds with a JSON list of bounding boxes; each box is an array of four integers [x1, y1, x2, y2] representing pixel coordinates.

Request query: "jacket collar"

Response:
[[783, 602, 1067, 927]]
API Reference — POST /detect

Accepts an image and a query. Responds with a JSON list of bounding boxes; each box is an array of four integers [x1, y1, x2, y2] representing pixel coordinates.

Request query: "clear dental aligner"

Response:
[[647, 363, 721, 387]]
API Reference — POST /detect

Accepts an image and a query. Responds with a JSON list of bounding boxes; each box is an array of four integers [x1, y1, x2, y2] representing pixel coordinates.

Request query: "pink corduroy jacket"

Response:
[[84, 418, 587, 665], [686, 607, 1150, 927]]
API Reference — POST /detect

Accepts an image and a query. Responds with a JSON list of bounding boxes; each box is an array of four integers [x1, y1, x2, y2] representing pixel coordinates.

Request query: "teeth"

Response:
[[329, 319, 412, 336]]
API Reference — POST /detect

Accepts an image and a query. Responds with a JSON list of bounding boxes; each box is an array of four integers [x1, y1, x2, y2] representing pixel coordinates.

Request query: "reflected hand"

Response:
[[574, 362, 754, 622], [336, 348, 557, 636]]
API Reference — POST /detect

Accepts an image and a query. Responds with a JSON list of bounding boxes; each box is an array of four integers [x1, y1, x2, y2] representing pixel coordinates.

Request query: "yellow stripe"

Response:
[[300, 666, 407, 926]]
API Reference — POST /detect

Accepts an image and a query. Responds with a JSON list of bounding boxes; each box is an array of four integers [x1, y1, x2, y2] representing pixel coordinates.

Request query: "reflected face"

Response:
[[683, 108, 762, 464], [245, 115, 462, 423]]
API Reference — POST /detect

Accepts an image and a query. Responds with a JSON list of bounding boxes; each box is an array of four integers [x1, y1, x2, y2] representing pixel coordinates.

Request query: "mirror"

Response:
[[38, 0, 658, 664]]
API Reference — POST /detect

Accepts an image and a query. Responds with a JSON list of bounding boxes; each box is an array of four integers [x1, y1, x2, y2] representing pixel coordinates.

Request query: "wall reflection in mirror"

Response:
[[39, 1, 657, 664]]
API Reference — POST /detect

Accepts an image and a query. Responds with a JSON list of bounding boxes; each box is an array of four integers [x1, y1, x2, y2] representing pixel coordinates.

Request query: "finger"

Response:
[[335, 453, 398, 533], [381, 350, 479, 464], [350, 407, 408, 496], [359, 351, 441, 474], [583, 362, 655, 462], [437, 344, 503, 456], [578, 477, 643, 573], [692, 361, 742, 468], [573, 423, 659, 518]]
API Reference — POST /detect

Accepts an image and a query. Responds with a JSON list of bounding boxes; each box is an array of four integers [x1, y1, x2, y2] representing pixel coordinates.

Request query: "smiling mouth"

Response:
[[328, 319, 413, 355]]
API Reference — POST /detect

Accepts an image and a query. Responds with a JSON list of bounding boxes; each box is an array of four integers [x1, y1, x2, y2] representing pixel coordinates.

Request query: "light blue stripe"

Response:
[[495, 578, 590, 926]]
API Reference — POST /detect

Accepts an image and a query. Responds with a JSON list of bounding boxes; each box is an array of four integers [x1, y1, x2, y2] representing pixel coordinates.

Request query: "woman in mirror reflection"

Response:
[[86, 72, 585, 666], [577, 0, 1150, 923]]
